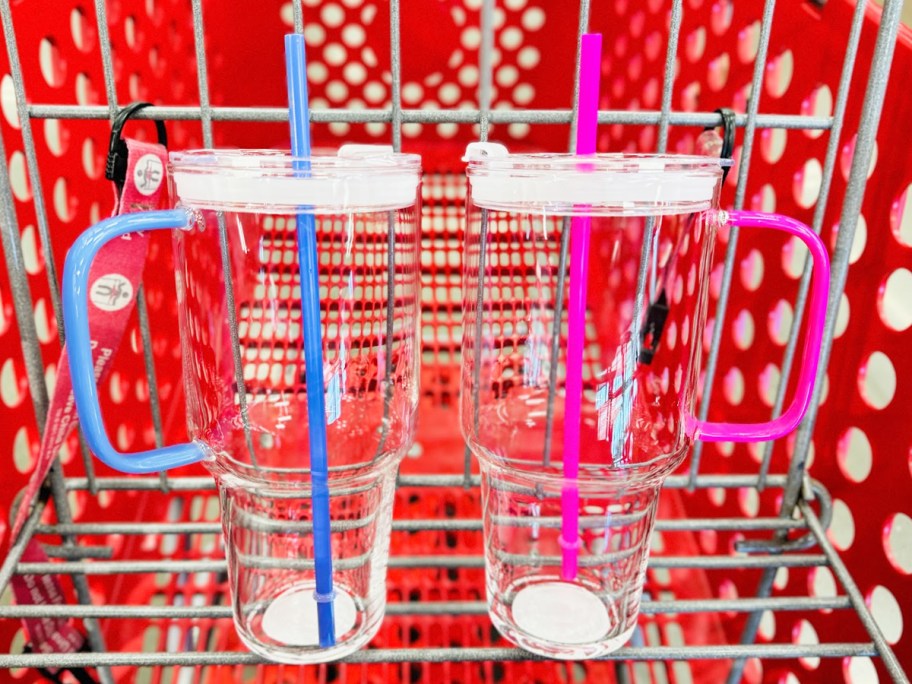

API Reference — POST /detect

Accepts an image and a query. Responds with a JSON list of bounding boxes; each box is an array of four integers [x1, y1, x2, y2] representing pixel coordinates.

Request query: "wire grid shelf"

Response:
[[0, 0, 909, 682]]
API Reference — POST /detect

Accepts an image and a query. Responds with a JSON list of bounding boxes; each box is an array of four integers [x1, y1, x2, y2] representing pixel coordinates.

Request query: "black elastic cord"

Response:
[[105, 102, 168, 190], [704, 107, 736, 183]]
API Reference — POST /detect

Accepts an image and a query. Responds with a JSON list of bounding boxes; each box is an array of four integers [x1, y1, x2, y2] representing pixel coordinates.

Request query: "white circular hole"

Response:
[[858, 351, 896, 410], [513, 83, 535, 105], [307, 61, 328, 84], [758, 610, 775, 640], [829, 498, 855, 551], [794, 158, 823, 209], [0, 75, 19, 128], [20, 225, 43, 275], [758, 363, 780, 407], [461, 27, 481, 50], [761, 128, 787, 164], [686, 27, 706, 62], [867, 585, 903, 645], [808, 567, 837, 606], [724, 367, 745, 406], [884, 512, 912, 575], [879, 268, 912, 331], [323, 43, 347, 67], [402, 82, 423, 104], [768, 299, 794, 346], [740, 249, 764, 290], [341, 24, 366, 48], [891, 183, 912, 247], [844, 656, 879, 684], [707, 53, 730, 91], [496, 65, 519, 88], [834, 293, 850, 338], [320, 3, 345, 28], [517, 46, 541, 70], [9, 151, 30, 201], [499, 26, 523, 51], [14, 426, 35, 473], [766, 49, 794, 98], [837, 427, 872, 483], [793, 619, 820, 670], [39, 38, 67, 88], [732, 309, 754, 350], [521, 7, 545, 31], [803, 85, 832, 140], [303, 23, 326, 47]]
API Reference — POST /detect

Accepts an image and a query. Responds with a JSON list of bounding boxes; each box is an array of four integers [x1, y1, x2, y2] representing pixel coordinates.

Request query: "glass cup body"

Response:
[[169, 150, 421, 662], [461, 153, 723, 658]]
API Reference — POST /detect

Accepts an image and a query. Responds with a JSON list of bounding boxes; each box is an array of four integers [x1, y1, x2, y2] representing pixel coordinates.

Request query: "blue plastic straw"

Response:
[[285, 33, 336, 648]]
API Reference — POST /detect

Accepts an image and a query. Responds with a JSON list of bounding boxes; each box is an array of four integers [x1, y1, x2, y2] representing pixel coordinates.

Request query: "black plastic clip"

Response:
[[638, 289, 669, 365], [704, 107, 736, 183], [105, 102, 168, 189]]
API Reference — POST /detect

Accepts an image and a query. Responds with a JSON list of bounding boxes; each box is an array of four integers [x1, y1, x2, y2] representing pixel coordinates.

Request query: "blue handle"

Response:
[[62, 208, 207, 474]]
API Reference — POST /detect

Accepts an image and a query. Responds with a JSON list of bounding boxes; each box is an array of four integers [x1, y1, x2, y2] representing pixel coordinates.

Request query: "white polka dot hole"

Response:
[[685, 27, 706, 63], [765, 49, 794, 98], [837, 426, 873, 483], [39, 37, 67, 88], [884, 512, 912, 575], [843, 656, 880, 684], [793, 619, 820, 670], [840, 136, 878, 182], [802, 85, 833, 140], [707, 53, 730, 92], [793, 158, 823, 209], [807, 567, 838, 613], [879, 268, 912, 332], [891, 183, 912, 247], [740, 249, 764, 291], [738, 21, 761, 64], [858, 351, 896, 411], [829, 498, 856, 551], [866, 585, 904, 645]]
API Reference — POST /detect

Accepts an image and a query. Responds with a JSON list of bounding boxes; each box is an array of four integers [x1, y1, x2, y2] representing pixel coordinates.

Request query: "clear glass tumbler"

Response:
[[460, 149, 830, 659], [63, 149, 422, 663]]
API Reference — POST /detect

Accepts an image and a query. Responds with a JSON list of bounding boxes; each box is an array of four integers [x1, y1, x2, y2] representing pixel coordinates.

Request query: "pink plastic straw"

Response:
[[560, 33, 602, 581]]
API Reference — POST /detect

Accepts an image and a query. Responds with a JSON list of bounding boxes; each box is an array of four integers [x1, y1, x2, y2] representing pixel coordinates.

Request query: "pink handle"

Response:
[[690, 210, 830, 442]]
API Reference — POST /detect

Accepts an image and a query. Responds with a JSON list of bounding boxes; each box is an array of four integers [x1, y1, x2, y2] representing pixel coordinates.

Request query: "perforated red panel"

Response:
[[1, 1, 910, 683], [592, 2, 912, 682]]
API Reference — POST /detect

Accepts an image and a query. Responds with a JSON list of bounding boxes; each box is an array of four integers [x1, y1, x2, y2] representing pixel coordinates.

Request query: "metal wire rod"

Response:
[[390, 0, 402, 150], [36, 515, 805, 537], [0, 595, 851, 621], [0, 643, 877, 669], [689, 0, 778, 486], [756, 0, 869, 489], [0, 0, 65, 340], [781, 0, 906, 523], [15, 553, 827, 577], [0, 489, 48, 596], [24, 104, 833, 129], [57, 473, 795, 491], [656, 0, 683, 153]]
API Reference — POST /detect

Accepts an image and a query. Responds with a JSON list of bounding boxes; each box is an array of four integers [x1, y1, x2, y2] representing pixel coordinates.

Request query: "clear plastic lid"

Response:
[[466, 150, 729, 216], [169, 148, 422, 214]]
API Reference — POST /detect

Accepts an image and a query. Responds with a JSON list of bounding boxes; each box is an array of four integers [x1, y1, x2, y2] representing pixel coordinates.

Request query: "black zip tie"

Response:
[[705, 107, 736, 183], [104, 102, 168, 191]]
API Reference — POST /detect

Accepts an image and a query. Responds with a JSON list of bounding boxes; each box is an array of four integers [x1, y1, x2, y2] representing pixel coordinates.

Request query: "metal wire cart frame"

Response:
[[0, 0, 910, 682]]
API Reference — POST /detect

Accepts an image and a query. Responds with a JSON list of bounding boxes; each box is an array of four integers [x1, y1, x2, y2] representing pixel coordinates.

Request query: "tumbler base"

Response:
[[490, 578, 637, 660], [237, 582, 381, 664]]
